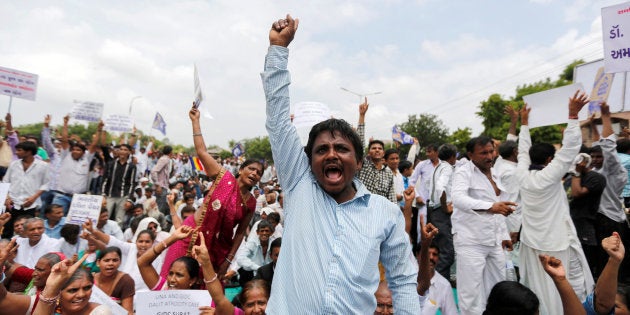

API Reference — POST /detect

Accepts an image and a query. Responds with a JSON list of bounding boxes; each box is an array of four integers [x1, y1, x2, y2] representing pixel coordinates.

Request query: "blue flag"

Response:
[[232, 143, 244, 157], [152, 112, 167, 135], [392, 126, 414, 144]]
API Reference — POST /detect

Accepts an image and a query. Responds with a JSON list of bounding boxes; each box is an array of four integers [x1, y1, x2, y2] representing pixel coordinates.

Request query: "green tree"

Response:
[[447, 127, 472, 154], [242, 136, 273, 162], [398, 113, 449, 159]]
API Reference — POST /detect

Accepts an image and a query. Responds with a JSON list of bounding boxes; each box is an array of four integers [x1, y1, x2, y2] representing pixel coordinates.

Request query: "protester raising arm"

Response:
[[189, 107, 221, 178], [592, 232, 624, 314], [137, 225, 194, 290], [192, 232, 236, 315], [417, 215, 438, 296], [540, 255, 586, 315]]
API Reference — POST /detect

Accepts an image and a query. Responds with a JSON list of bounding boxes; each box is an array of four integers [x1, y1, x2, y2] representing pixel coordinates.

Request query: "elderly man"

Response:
[[2, 141, 49, 238], [14, 218, 61, 268], [262, 15, 418, 313]]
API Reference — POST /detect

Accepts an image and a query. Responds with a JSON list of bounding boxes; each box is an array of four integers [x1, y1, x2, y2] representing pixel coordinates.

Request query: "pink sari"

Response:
[[160, 170, 255, 277]]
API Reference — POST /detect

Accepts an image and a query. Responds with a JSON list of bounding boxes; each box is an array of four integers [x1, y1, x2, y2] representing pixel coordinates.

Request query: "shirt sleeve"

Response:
[[235, 239, 260, 271], [381, 204, 421, 314], [261, 45, 310, 193], [451, 166, 494, 212]]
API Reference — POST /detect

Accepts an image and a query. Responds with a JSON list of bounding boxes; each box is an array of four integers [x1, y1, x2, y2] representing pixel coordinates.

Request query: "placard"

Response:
[[0, 66, 38, 101], [66, 194, 103, 226], [522, 83, 585, 128], [104, 114, 134, 132], [292, 101, 331, 129], [587, 67, 615, 117], [136, 290, 212, 315], [602, 2, 630, 73], [193, 64, 204, 108], [71, 100, 104, 122]]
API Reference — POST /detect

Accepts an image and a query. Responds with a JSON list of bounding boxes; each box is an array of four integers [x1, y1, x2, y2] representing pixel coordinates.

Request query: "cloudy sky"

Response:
[[0, 0, 624, 149]]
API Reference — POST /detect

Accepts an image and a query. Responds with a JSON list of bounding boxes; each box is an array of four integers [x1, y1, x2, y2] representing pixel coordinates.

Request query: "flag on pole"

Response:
[[232, 143, 244, 158], [190, 156, 205, 174], [152, 112, 167, 136], [392, 126, 414, 144]]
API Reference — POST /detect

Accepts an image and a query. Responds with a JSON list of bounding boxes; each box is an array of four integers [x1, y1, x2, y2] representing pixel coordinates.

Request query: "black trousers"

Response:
[[427, 205, 454, 280]]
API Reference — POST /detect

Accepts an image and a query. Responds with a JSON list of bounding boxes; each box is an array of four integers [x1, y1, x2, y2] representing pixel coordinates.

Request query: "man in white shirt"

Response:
[[15, 218, 61, 268], [451, 136, 515, 315], [2, 141, 49, 238], [419, 244, 458, 315], [511, 93, 594, 315], [96, 207, 124, 240], [426, 144, 458, 281]]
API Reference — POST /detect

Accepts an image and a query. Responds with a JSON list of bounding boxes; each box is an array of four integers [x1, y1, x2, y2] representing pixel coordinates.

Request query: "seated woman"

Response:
[[83, 220, 158, 293], [0, 240, 66, 315], [33, 255, 112, 315], [137, 225, 199, 290], [193, 231, 270, 315], [93, 247, 135, 314]]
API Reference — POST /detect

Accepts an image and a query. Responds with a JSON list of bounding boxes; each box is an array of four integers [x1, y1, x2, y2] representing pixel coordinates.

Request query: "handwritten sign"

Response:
[[0, 183, 9, 214], [0, 66, 38, 101], [587, 67, 615, 117], [136, 290, 212, 315], [104, 114, 134, 132], [602, 2, 630, 73], [71, 100, 104, 122], [292, 101, 331, 129], [522, 83, 585, 128], [67, 194, 103, 226]]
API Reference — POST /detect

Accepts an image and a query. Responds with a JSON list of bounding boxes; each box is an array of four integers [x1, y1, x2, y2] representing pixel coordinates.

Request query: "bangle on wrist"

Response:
[[162, 241, 168, 250], [192, 133, 202, 137], [569, 115, 579, 119], [225, 257, 232, 264], [39, 289, 60, 304], [203, 273, 218, 284]]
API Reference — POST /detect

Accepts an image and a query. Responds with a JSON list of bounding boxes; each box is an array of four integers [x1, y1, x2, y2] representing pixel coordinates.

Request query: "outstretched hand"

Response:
[[0, 238, 17, 264], [505, 105, 518, 122], [539, 254, 566, 281], [192, 232, 211, 265], [82, 219, 94, 233], [600, 101, 610, 116], [520, 104, 531, 126], [189, 107, 201, 122], [0, 212, 10, 228], [172, 225, 195, 241], [419, 214, 438, 245], [359, 97, 369, 116], [269, 14, 299, 47], [568, 90, 589, 117], [602, 232, 625, 263], [45, 255, 89, 291]]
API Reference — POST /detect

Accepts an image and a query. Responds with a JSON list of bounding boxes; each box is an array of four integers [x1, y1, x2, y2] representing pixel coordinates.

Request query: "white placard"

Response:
[[602, 2, 630, 73], [0, 66, 38, 101], [90, 286, 128, 315], [71, 100, 104, 122], [522, 83, 585, 128], [0, 183, 10, 214], [66, 194, 103, 226], [292, 101, 331, 129], [136, 290, 212, 315], [104, 114, 134, 132]]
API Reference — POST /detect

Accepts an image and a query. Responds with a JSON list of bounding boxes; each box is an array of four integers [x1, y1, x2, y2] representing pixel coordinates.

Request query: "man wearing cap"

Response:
[[50, 116, 103, 214]]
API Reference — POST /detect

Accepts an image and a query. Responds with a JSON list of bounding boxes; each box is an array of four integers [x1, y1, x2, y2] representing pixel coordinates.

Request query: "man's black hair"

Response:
[[465, 136, 493, 154], [15, 141, 38, 156], [384, 148, 399, 160], [438, 144, 458, 161], [304, 118, 363, 163], [529, 143, 555, 165], [498, 140, 517, 159]]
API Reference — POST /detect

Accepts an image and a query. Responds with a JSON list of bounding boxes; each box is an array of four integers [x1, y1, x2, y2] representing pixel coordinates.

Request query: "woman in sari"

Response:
[[160, 107, 262, 279]]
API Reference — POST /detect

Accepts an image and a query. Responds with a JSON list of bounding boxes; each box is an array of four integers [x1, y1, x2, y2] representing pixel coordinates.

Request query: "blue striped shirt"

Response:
[[262, 45, 419, 314]]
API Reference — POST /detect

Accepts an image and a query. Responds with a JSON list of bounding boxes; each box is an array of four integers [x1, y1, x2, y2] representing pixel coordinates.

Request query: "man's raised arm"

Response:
[[262, 14, 306, 193]]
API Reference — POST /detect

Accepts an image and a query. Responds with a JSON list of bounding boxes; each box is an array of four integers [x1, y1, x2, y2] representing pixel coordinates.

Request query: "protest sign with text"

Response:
[[292, 101, 331, 129], [602, 2, 630, 73], [136, 290, 212, 315], [587, 67, 615, 117], [67, 194, 103, 226], [104, 114, 134, 133], [0, 66, 38, 101], [71, 100, 104, 122], [522, 83, 586, 128]]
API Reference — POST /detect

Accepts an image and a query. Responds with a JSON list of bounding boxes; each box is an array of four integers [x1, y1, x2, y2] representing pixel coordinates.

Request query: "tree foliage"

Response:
[[476, 59, 584, 144], [447, 127, 472, 154], [242, 136, 273, 162], [397, 113, 450, 159]]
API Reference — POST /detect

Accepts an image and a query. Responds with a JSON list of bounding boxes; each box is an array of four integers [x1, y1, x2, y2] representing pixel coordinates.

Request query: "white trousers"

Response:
[[519, 241, 594, 315], [454, 236, 506, 315]]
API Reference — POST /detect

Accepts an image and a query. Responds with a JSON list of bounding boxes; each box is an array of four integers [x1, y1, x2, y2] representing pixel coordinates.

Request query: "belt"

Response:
[[51, 190, 75, 198]]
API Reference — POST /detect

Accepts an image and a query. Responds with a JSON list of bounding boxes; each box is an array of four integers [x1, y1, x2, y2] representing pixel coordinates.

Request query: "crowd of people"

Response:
[[0, 14, 628, 315]]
